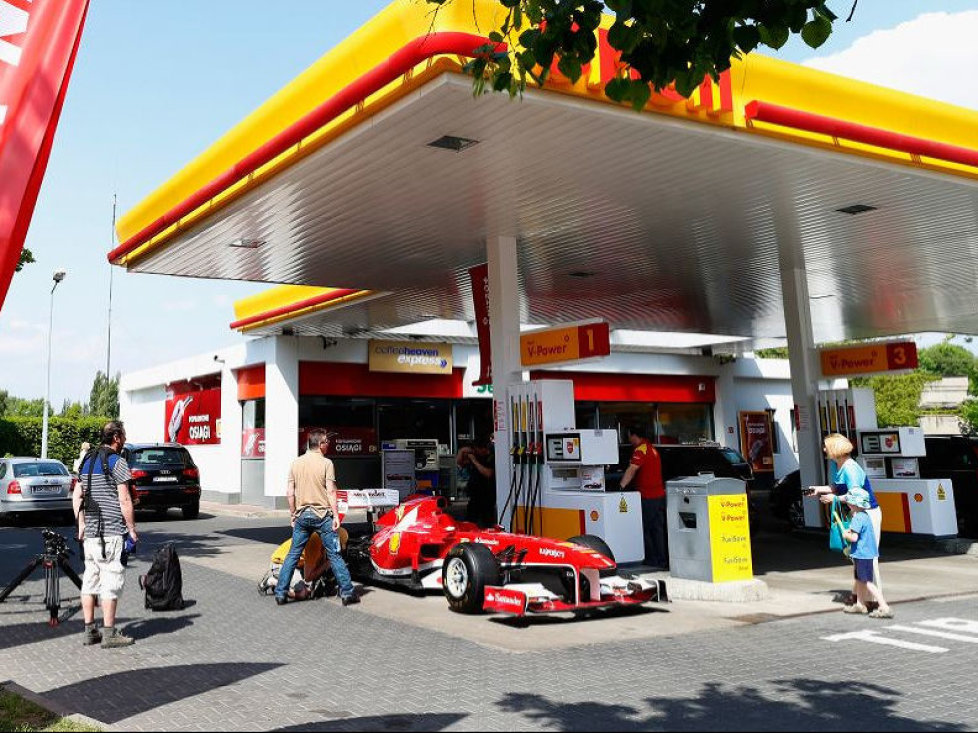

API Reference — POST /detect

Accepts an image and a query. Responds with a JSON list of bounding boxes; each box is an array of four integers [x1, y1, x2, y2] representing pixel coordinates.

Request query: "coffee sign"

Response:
[[368, 340, 452, 375]]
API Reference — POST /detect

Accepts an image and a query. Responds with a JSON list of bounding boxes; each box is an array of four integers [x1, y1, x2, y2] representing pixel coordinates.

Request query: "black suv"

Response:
[[608, 443, 754, 497], [122, 443, 201, 520]]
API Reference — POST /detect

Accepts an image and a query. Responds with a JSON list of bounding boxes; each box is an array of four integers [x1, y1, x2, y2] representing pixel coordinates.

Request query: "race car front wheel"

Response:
[[567, 534, 617, 578], [442, 543, 501, 614]]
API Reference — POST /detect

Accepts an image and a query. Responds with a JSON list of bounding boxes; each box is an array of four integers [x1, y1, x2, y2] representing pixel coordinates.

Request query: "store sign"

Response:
[[520, 321, 611, 367], [738, 411, 775, 474], [368, 340, 452, 375], [707, 494, 753, 582], [164, 384, 221, 445], [820, 341, 918, 377], [241, 428, 265, 458], [298, 427, 378, 457]]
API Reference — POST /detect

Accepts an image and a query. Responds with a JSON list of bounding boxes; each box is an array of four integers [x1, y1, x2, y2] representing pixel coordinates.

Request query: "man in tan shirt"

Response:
[[275, 429, 358, 606]]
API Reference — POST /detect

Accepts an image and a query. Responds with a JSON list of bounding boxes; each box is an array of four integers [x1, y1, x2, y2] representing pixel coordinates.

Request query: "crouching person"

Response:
[[72, 420, 137, 648], [263, 528, 348, 600]]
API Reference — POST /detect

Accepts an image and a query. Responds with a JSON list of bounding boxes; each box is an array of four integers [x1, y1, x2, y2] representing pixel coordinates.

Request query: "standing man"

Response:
[[619, 426, 668, 570], [73, 420, 137, 648], [457, 435, 496, 527], [276, 429, 358, 606]]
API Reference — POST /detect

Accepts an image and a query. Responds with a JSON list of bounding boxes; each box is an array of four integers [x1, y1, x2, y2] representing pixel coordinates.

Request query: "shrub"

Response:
[[0, 417, 109, 466]]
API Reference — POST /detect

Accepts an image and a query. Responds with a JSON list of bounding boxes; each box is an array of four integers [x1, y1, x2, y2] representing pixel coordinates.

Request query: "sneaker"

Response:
[[100, 627, 134, 649], [869, 607, 894, 619], [82, 625, 102, 646], [275, 595, 288, 606], [341, 594, 360, 607], [842, 603, 869, 614]]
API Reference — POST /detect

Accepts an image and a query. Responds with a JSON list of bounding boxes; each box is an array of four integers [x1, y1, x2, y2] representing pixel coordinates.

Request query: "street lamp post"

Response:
[[41, 269, 67, 459]]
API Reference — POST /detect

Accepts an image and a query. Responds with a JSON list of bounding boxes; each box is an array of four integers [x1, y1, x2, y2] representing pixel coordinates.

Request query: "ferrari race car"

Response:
[[343, 495, 668, 616]]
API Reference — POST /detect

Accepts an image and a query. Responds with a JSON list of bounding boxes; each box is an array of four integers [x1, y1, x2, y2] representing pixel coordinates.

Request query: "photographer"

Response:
[[72, 420, 137, 648]]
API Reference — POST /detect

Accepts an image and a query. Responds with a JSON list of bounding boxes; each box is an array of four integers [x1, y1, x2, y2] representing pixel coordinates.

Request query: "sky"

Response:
[[2, 0, 978, 407]]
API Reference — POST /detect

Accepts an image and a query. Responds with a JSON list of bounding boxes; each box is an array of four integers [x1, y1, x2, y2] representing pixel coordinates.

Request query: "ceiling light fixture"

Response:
[[835, 204, 877, 215], [229, 238, 266, 249], [427, 135, 479, 152]]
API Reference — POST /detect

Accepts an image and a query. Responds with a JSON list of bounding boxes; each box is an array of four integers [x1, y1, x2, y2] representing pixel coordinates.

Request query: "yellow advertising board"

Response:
[[707, 494, 753, 582], [368, 340, 452, 375], [819, 341, 918, 377]]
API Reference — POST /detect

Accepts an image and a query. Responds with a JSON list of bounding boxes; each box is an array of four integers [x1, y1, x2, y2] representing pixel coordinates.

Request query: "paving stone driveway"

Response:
[[1, 516, 976, 731]]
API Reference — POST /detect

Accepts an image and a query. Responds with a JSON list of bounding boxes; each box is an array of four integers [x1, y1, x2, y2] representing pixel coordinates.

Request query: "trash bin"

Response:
[[667, 474, 753, 583]]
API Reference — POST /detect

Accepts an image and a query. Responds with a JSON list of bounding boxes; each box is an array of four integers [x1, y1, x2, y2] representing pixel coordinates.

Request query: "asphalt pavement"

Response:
[[0, 510, 976, 731]]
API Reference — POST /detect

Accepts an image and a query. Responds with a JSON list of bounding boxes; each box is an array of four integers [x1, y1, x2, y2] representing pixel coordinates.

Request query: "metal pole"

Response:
[[41, 280, 59, 459], [106, 193, 117, 378]]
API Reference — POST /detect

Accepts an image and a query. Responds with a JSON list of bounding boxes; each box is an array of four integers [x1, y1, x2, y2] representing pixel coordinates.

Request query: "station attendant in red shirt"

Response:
[[619, 426, 668, 569]]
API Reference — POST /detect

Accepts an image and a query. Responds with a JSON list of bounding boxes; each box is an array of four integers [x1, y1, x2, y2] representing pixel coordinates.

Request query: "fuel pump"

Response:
[[505, 380, 644, 562]]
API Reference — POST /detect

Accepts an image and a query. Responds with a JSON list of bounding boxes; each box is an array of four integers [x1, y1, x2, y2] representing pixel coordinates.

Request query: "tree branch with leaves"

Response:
[[426, 0, 854, 108]]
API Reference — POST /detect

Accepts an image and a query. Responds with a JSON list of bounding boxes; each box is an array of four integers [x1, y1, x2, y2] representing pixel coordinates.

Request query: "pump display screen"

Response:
[[860, 432, 901, 455], [546, 433, 582, 462]]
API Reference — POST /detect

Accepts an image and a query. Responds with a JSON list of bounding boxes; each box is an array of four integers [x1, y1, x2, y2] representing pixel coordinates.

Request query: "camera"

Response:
[[41, 529, 70, 559]]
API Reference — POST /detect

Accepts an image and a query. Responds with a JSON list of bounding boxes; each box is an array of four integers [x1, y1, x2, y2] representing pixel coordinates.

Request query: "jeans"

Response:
[[641, 497, 669, 568], [276, 509, 355, 600]]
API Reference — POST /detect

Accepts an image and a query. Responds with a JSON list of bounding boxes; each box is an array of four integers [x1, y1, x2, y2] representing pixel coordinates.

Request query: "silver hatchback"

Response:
[[0, 458, 74, 518]]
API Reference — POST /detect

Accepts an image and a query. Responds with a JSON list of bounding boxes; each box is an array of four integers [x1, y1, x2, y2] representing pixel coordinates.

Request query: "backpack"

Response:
[[139, 543, 185, 611]]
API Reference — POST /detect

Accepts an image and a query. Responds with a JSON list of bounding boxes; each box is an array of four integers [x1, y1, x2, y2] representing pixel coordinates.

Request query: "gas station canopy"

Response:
[[110, 1, 978, 346]]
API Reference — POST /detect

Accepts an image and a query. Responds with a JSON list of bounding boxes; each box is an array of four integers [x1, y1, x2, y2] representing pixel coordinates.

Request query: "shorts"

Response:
[[853, 558, 876, 583], [81, 535, 126, 600]]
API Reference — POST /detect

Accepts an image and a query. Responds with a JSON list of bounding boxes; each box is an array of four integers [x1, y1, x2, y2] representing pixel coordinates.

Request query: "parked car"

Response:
[[121, 443, 201, 520], [919, 435, 978, 538], [0, 458, 74, 521], [768, 469, 804, 530]]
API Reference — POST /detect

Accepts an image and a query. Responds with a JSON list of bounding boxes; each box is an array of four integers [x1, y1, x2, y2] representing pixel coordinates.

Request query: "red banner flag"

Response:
[[468, 263, 492, 386], [0, 0, 90, 310]]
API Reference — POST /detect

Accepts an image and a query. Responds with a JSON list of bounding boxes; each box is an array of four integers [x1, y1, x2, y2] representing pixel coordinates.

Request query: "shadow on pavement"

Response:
[[489, 604, 666, 629], [271, 713, 468, 731], [496, 678, 968, 731], [220, 526, 293, 546], [122, 613, 202, 641], [45, 662, 283, 724]]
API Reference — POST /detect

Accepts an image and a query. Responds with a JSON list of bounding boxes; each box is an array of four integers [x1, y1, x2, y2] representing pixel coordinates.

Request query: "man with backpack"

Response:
[[72, 420, 138, 648]]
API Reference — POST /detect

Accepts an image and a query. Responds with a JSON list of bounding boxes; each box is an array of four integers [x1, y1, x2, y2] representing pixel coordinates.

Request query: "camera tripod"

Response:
[[0, 529, 83, 626]]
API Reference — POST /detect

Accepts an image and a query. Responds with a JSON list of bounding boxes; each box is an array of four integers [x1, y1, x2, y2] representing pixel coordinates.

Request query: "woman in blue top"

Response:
[[810, 433, 884, 593]]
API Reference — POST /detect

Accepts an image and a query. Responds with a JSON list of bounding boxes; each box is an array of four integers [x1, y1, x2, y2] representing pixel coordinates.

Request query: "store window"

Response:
[[377, 399, 452, 446], [657, 403, 713, 444]]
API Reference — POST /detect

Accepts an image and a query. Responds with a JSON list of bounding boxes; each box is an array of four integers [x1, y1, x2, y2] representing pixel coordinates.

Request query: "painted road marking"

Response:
[[822, 629, 948, 654], [822, 617, 978, 654]]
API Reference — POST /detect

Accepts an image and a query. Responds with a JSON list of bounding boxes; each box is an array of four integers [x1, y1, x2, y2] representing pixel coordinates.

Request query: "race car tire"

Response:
[[567, 534, 617, 578], [442, 543, 501, 614]]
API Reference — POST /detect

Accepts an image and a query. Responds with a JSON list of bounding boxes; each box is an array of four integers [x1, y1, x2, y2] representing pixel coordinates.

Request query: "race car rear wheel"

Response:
[[442, 543, 500, 614], [567, 534, 617, 578]]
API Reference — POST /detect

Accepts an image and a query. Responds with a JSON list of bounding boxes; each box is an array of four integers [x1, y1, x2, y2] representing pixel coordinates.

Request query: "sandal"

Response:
[[842, 603, 868, 614], [868, 607, 894, 619]]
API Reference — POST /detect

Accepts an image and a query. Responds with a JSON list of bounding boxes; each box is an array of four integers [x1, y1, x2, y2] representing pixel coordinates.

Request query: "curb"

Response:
[[199, 501, 289, 519], [2, 680, 114, 731]]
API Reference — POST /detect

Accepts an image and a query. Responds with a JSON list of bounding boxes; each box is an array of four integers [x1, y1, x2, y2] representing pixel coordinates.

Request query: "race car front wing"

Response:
[[484, 575, 669, 616]]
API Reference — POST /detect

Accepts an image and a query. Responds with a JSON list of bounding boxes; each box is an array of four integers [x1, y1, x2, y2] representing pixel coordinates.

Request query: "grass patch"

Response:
[[0, 686, 100, 732]]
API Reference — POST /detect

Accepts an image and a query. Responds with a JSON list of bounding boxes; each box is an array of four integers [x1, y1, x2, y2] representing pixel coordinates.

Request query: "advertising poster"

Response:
[[241, 428, 265, 458], [738, 411, 774, 474], [164, 381, 222, 445]]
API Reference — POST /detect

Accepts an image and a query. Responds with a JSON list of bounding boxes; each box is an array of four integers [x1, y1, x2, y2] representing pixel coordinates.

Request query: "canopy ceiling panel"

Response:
[[127, 74, 978, 343]]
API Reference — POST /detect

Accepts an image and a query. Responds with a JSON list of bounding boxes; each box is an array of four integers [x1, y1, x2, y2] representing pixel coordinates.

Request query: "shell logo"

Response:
[[590, 510, 600, 522], [618, 496, 629, 513], [914, 493, 924, 503], [389, 533, 401, 554]]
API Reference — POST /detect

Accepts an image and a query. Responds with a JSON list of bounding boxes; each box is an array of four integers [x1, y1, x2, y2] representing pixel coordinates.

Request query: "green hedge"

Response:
[[0, 417, 110, 466]]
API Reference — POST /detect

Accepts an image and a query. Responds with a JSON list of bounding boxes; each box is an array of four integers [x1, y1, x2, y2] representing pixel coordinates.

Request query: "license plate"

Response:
[[32, 486, 61, 494], [153, 476, 179, 483]]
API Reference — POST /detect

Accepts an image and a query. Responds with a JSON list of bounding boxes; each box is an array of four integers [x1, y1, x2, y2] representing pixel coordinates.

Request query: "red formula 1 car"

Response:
[[343, 495, 668, 616]]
